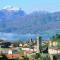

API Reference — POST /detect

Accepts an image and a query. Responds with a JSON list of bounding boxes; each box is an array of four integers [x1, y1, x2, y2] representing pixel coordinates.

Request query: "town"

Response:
[[0, 0, 60, 60], [0, 34, 60, 60]]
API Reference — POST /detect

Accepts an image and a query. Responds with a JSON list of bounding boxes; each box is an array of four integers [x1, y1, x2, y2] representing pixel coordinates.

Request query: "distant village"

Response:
[[0, 34, 60, 60]]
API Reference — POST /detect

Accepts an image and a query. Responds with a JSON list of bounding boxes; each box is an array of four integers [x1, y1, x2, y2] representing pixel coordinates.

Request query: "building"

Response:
[[48, 41, 60, 54], [36, 36, 42, 53], [48, 41, 60, 60]]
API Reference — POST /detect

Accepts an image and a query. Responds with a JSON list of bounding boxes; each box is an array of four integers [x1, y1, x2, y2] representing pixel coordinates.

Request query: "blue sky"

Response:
[[0, 0, 60, 13]]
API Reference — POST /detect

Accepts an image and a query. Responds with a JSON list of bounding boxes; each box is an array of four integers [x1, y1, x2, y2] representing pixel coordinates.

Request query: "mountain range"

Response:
[[0, 7, 60, 40]]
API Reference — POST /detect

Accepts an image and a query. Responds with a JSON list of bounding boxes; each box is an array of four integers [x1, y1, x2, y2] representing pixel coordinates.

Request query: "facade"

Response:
[[48, 48, 60, 55], [36, 36, 42, 53], [48, 41, 60, 54]]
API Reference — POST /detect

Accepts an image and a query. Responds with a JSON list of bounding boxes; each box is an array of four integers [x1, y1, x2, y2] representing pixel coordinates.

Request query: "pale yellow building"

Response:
[[48, 41, 60, 55]]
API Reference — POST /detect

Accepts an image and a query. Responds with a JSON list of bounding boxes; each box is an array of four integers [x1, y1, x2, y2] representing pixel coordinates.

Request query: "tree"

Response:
[[51, 34, 60, 47], [35, 53, 40, 59], [51, 34, 60, 41], [24, 55, 29, 60], [14, 58, 19, 60], [34, 53, 51, 60], [13, 40, 23, 47]]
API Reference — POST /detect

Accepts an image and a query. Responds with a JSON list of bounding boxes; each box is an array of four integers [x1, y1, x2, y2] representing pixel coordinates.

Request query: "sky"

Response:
[[0, 0, 60, 13]]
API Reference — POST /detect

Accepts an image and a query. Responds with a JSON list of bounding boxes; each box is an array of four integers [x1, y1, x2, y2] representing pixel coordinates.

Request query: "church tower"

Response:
[[36, 36, 42, 53]]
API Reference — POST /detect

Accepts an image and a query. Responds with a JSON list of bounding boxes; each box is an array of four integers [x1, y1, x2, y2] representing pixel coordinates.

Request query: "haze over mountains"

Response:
[[0, 7, 60, 41]]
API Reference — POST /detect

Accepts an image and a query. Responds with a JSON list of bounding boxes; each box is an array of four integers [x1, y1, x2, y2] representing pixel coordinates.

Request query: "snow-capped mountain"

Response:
[[3, 6, 20, 11], [0, 7, 60, 40]]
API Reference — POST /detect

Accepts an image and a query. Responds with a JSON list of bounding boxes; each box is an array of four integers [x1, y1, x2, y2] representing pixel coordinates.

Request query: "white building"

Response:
[[48, 41, 60, 55]]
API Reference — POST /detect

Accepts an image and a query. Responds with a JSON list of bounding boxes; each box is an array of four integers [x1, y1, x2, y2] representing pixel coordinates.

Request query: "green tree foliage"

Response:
[[34, 53, 51, 60], [35, 53, 41, 59], [14, 58, 19, 60], [51, 34, 60, 47], [24, 55, 29, 60], [51, 34, 60, 42]]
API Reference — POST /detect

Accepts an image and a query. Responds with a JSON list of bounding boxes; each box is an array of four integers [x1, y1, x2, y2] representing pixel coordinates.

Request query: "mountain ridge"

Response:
[[0, 8, 60, 40]]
